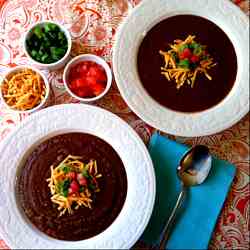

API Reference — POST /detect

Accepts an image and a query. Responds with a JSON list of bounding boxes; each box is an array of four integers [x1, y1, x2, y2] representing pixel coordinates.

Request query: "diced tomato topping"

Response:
[[92, 83, 105, 96], [180, 48, 192, 59], [76, 87, 92, 98], [79, 177, 87, 186], [75, 79, 85, 88], [67, 60, 107, 98], [85, 76, 98, 86], [69, 80, 77, 90], [79, 64, 89, 75], [191, 55, 200, 63], [68, 67, 78, 80], [70, 180, 79, 193], [97, 73, 107, 83], [67, 172, 76, 179], [77, 173, 88, 186], [87, 66, 103, 77], [179, 53, 185, 60]]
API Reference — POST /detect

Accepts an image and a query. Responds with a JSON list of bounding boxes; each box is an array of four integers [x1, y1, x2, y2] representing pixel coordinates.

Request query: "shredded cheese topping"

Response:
[[159, 35, 217, 89], [47, 155, 102, 217], [1, 68, 46, 111]]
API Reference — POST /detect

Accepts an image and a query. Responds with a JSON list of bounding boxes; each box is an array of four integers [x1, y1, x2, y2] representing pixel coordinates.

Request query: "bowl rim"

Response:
[[23, 20, 72, 67], [0, 65, 50, 114], [63, 54, 112, 102]]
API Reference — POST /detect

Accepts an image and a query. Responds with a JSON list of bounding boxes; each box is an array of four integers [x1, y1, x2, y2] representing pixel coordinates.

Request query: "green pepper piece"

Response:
[[189, 42, 200, 49], [60, 179, 70, 197], [58, 31, 66, 41], [33, 26, 42, 39], [36, 56, 41, 62], [44, 23, 57, 32], [170, 51, 178, 62], [193, 46, 203, 56], [50, 47, 65, 60], [48, 31, 57, 40], [44, 23, 52, 33], [201, 54, 209, 60], [49, 23, 58, 30], [60, 164, 71, 173], [88, 183, 96, 191], [178, 59, 190, 69], [62, 189, 68, 197], [41, 54, 49, 62], [31, 50, 37, 57], [178, 44, 189, 52], [38, 50, 43, 56], [82, 169, 90, 178]]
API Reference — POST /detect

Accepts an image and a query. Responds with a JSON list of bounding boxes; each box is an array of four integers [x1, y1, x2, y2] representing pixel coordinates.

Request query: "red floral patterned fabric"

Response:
[[0, 0, 249, 249]]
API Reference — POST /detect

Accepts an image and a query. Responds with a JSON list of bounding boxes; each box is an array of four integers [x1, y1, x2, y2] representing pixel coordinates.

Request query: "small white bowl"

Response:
[[23, 21, 72, 71], [0, 66, 50, 114], [63, 54, 112, 102]]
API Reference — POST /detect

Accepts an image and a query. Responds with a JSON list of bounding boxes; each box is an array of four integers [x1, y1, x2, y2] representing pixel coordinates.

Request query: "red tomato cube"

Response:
[[70, 180, 79, 193], [76, 87, 92, 98], [67, 172, 77, 179], [92, 83, 105, 96], [191, 55, 200, 63], [85, 76, 98, 86]]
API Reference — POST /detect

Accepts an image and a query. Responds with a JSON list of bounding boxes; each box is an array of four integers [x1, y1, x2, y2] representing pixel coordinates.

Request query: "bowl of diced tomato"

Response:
[[63, 54, 112, 102]]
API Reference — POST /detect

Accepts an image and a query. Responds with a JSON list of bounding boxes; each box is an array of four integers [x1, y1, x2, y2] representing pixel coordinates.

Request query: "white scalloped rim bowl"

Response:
[[0, 66, 50, 114], [23, 21, 72, 71], [63, 54, 112, 103], [0, 104, 155, 249], [113, 0, 249, 137]]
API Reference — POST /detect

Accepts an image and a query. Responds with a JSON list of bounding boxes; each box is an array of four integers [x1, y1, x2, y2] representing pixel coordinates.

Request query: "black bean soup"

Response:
[[137, 15, 237, 112], [16, 133, 127, 241]]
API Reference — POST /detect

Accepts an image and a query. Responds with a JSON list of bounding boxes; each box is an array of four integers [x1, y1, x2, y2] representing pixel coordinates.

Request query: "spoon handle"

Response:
[[159, 184, 187, 249]]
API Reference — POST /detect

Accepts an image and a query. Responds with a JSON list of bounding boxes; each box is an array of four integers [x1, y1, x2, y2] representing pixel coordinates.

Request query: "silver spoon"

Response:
[[159, 145, 212, 249]]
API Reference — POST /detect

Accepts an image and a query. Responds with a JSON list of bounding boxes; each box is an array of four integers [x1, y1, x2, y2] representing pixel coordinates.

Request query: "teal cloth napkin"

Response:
[[142, 133, 236, 249]]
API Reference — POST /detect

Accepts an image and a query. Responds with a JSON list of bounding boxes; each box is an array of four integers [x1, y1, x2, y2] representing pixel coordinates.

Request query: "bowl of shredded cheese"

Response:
[[0, 66, 50, 113]]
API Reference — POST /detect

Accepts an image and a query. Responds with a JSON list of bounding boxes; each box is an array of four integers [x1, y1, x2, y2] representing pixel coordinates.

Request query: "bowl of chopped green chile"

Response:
[[24, 21, 72, 70]]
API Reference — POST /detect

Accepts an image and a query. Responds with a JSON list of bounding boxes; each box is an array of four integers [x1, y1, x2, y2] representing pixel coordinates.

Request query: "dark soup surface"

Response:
[[137, 15, 237, 112], [16, 133, 127, 241]]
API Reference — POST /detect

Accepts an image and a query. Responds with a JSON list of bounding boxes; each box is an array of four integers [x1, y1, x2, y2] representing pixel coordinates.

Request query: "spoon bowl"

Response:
[[178, 145, 212, 186]]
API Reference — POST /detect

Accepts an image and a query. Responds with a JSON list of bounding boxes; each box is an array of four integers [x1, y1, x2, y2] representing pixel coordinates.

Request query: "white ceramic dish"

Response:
[[23, 21, 72, 71], [0, 65, 50, 114], [63, 54, 112, 102], [0, 104, 155, 249], [113, 0, 249, 137]]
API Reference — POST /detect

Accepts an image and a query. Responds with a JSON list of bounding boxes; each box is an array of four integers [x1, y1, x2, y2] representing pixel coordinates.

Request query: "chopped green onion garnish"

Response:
[[60, 164, 71, 173], [88, 183, 96, 190], [178, 44, 189, 52], [82, 169, 90, 178], [193, 47, 203, 56], [178, 59, 190, 69]]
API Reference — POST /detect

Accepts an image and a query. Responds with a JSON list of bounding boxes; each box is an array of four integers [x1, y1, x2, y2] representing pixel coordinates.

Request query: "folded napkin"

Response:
[[141, 133, 236, 249]]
